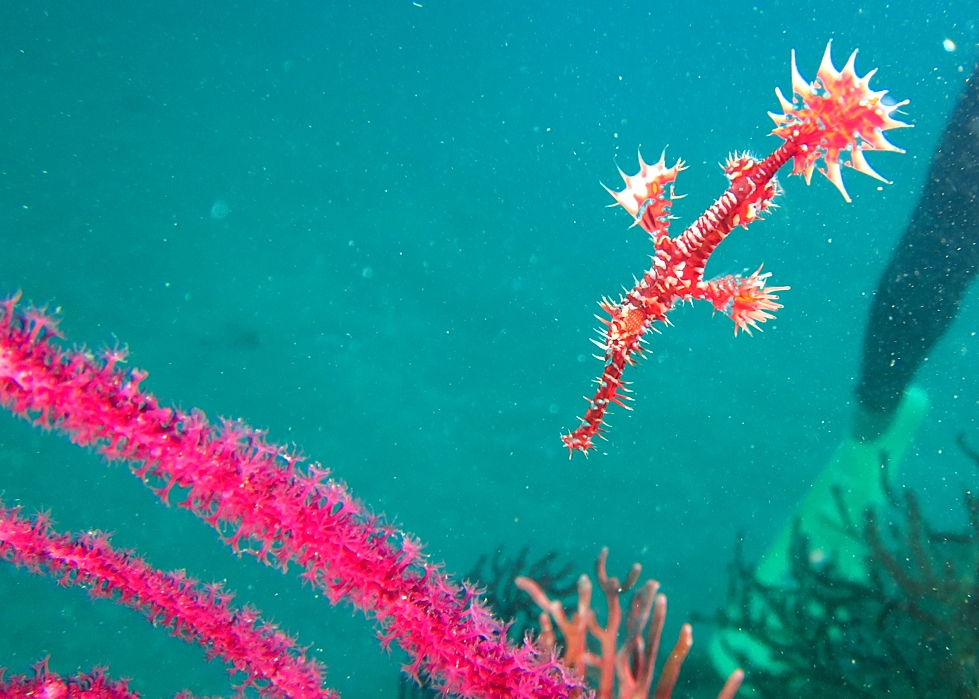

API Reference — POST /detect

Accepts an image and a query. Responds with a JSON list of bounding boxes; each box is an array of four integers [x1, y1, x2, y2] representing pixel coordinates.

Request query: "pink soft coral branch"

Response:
[[0, 662, 144, 699], [0, 292, 585, 699], [0, 504, 330, 699]]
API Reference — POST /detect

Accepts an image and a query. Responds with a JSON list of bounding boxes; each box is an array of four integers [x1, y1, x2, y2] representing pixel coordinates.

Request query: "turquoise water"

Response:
[[1, 1, 977, 696]]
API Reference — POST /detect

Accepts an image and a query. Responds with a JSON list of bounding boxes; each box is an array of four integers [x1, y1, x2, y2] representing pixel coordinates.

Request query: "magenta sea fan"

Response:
[[0, 291, 586, 699]]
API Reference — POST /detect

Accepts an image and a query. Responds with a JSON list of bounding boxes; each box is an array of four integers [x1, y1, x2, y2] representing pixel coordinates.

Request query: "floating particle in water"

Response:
[[210, 200, 229, 219]]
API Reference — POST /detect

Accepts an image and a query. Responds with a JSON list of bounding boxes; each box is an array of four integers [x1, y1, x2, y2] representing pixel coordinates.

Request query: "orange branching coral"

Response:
[[516, 548, 744, 699]]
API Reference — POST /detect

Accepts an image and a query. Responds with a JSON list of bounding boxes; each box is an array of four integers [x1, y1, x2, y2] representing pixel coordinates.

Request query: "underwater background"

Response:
[[1, 0, 977, 696]]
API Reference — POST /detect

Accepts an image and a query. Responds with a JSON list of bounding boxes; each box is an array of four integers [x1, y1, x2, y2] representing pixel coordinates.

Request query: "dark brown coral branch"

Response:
[[718, 461, 979, 699]]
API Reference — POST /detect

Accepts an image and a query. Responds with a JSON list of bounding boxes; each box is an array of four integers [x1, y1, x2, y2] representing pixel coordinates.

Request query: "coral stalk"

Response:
[[0, 663, 143, 699], [0, 504, 330, 699], [0, 294, 584, 699]]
